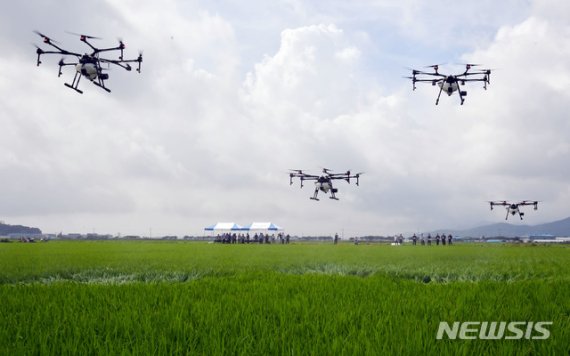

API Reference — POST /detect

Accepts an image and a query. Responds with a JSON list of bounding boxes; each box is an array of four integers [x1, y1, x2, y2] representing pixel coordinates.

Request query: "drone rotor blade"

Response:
[[33, 30, 59, 44], [65, 31, 102, 40], [425, 63, 445, 69], [455, 62, 481, 69]]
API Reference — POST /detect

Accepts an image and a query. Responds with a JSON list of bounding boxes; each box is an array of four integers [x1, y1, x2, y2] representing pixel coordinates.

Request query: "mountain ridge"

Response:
[[0, 222, 42, 236], [433, 217, 570, 238]]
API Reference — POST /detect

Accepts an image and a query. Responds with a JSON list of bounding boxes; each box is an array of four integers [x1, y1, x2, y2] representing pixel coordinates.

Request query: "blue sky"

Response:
[[0, 0, 569, 236]]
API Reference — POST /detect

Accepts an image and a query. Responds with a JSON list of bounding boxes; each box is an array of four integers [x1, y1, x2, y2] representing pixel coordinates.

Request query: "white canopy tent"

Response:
[[204, 222, 245, 232], [246, 222, 283, 232]]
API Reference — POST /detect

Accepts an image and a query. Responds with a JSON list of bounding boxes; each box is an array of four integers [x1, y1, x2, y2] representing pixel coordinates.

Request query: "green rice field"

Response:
[[1, 241, 569, 355]]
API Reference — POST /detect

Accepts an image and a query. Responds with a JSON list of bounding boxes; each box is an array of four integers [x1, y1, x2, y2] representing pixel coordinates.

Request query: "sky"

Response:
[[1, 0, 569, 237]]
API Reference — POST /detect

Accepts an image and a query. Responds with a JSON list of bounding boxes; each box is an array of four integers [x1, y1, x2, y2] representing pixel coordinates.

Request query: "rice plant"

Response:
[[1, 241, 569, 355]]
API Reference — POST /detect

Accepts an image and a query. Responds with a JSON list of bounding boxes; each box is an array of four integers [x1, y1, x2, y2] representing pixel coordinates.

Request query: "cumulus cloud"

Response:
[[0, 0, 568, 235]]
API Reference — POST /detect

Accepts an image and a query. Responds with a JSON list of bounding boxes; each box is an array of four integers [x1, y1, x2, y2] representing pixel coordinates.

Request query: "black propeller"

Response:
[[66, 31, 102, 40], [33, 30, 59, 44]]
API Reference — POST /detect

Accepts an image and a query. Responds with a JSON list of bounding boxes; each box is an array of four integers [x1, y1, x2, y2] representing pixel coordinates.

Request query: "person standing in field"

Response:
[[448, 234, 453, 245], [427, 234, 432, 246], [334, 233, 339, 245], [285, 234, 290, 244], [442, 234, 446, 245], [435, 234, 440, 246]]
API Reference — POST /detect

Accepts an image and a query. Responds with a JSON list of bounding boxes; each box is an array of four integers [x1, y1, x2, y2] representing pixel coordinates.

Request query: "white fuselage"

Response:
[[316, 177, 333, 192], [438, 77, 460, 96], [76, 62, 98, 80]]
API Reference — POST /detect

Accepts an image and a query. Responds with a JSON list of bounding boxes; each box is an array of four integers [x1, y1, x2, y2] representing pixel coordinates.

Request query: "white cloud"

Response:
[[0, 0, 568, 236]]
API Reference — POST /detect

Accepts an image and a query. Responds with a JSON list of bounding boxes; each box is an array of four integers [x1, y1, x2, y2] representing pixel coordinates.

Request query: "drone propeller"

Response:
[[425, 63, 445, 71], [33, 30, 59, 44], [66, 31, 102, 40], [455, 62, 481, 70]]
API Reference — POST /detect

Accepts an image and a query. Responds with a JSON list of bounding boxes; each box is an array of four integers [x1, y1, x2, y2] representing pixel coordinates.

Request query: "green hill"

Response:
[[0, 222, 42, 235]]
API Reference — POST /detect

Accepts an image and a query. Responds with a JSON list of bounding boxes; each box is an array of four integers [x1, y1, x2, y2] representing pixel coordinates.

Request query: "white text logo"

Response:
[[436, 321, 552, 340]]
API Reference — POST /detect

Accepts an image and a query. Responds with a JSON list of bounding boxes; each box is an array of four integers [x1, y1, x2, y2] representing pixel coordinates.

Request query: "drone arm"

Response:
[[101, 55, 143, 73], [58, 60, 77, 77], [100, 59, 132, 71], [42, 41, 69, 53], [412, 78, 445, 90], [457, 72, 488, 78], [94, 45, 127, 58], [80, 38, 99, 53], [412, 70, 446, 77], [459, 78, 487, 83], [412, 78, 445, 83], [456, 76, 489, 89], [35, 48, 80, 66], [121, 55, 143, 73]]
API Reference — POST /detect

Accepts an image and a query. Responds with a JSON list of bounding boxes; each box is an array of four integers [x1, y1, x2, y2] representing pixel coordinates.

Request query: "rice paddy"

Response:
[[1, 241, 569, 355]]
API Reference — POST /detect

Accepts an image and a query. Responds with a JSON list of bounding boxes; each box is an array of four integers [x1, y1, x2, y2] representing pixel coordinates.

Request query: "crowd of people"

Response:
[[214, 232, 290, 244], [394, 233, 453, 246]]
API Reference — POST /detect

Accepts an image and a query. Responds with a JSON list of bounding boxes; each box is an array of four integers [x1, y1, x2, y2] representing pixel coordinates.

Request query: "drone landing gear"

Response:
[[435, 84, 444, 105], [310, 187, 321, 201], [93, 81, 111, 93], [64, 83, 83, 94], [64, 71, 83, 94], [330, 188, 339, 200], [459, 91, 467, 105]]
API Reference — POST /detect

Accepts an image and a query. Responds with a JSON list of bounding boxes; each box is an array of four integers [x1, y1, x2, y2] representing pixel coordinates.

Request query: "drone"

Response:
[[488, 200, 539, 220], [405, 64, 491, 105], [289, 168, 362, 201], [34, 30, 142, 94]]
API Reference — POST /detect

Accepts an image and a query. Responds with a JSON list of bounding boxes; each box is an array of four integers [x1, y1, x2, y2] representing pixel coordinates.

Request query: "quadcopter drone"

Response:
[[289, 168, 362, 201], [405, 64, 491, 105], [488, 200, 539, 220], [34, 30, 142, 94]]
